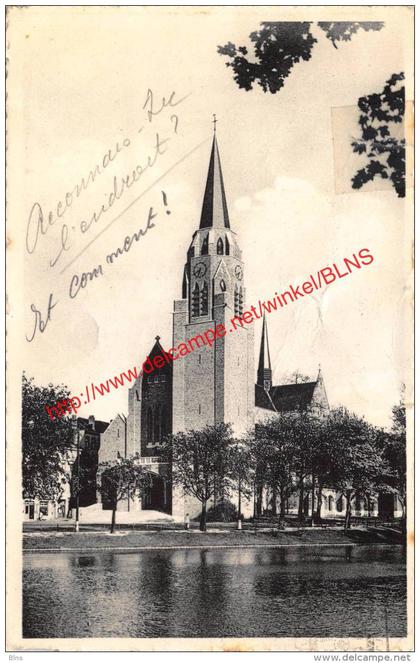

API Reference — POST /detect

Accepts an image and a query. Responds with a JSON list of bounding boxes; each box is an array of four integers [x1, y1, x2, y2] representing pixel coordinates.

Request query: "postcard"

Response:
[[6, 5, 414, 652]]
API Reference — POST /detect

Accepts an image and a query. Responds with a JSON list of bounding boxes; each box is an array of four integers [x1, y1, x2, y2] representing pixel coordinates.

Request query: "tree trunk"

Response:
[[298, 474, 305, 522], [315, 483, 323, 521], [280, 487, 286, 517], [200, 501, 207, 532], [311, 474, 316, 523], [271, 485, 277, 516], [110, 505, 117, 534], [256, 484, 263, 517], [344, 491, 352, 530]]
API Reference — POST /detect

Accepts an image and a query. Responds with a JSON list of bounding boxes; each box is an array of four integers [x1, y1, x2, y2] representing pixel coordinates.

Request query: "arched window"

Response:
[[217, 237, 224, 255], [192, 283, 200, 316], [147, 408, 153, 443], [328, 496, 334, 511], [201, 234, 209, 255], [200, 281, 208, 316], [225, 236, 230, 255], [336, 496, 343, 512], [220, 279, 226, 292]]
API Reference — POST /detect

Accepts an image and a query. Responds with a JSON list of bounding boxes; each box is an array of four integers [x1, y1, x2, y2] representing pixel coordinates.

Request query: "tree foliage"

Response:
[[323, 408, 389, 528], [317, 22, 384, 49], [165, 423, 234, 531], [218, 21, 384, 94], [22, 373, 74, 501], [351, 73, 405, 197]]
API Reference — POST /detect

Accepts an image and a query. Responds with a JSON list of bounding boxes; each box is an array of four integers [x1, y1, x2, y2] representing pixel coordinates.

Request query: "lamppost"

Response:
[[71, 418, 80, 532], [235, 441, 247, 531]]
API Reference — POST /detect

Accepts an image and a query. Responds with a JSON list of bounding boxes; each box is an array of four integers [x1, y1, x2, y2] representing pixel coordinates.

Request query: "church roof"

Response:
[[78, 417, 110, 434], [255, 381, 318, 412], [199, 133, 230, 230], [257, 313, 272, 382]]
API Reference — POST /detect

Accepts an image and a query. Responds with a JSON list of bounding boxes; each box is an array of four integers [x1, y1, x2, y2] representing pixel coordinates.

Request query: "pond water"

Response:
[[23, 544, 406, 639]]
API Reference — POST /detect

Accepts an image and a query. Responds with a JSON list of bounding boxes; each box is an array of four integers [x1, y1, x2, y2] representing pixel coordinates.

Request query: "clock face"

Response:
[[193, 261, 207, 278], [235, 265, 243, 281]]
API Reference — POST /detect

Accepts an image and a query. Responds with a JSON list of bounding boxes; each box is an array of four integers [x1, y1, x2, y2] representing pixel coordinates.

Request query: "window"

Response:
[[200, 281, 208, 316], [147, 376, 152, 384], [225, 236, 230, 255], [154, 408, 160, 443], [117, 429, 120, 438], [234, 284, 243, 316], [328, 496, 334, 511], [161, 374, 166, 383], [201, 234, 209, 255], [217, 237, 224, 255], [154, 375, 159, 383], [220, 279, 226, 292], [147, 408, 153, 442], [192, 283, 200, 316], [198, 404, 201, 414], [336, 496, 343, 512], [198, 354, 201, 365]]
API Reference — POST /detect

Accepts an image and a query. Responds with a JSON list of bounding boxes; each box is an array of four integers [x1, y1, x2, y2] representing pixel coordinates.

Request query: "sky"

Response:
[[9, 6, 413, 430]]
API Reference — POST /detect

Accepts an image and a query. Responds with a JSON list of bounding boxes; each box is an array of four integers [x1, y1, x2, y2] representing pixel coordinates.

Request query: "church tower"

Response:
[[172, 126, 254, 443]]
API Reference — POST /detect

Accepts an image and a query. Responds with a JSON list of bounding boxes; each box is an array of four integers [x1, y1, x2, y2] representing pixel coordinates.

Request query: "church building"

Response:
[[97, 127, 335, 519]]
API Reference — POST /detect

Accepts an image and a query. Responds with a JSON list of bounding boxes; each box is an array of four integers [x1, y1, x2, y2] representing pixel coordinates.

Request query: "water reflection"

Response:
[[23, 544, 406, 639]]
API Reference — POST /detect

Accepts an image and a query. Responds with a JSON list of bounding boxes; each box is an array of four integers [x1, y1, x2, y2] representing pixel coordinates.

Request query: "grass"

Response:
[[23, 526, 403, 551]]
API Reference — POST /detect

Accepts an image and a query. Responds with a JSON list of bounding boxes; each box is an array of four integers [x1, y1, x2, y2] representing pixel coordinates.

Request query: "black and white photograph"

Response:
[[6, 4, 413, 652]]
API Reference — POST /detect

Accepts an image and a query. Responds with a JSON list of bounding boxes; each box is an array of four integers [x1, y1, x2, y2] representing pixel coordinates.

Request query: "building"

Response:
[[94, 128, 401, 521], [23, 415, 109, 521]]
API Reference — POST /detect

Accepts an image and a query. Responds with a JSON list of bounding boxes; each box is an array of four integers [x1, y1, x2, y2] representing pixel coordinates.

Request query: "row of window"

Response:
[[324, 495, 375, 512], [147, 374, 166, 384], [190, 235, 230, 257], [146, 406, 167, 445], [192, 282, 208, 317], [192, 282, 244, 318]]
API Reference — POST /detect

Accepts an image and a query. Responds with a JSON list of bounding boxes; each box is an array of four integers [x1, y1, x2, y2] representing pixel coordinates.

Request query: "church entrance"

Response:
[[142, 472, 170, 514]]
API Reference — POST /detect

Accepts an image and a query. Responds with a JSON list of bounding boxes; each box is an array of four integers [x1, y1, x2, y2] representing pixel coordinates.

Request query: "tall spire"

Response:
[[257, 314, 272, 392], [199, 125, 230, 230]]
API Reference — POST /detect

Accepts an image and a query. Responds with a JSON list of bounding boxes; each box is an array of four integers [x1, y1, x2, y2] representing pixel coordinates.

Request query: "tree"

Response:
[[22, 373, 74, 503], [228, 440, 254, 529], [351, 73, 405, 197], [324, 408, 389, 529], [283, 371, 312, 384], [251, 416, 297, 518], [377, 393, 406, 520], [218, 22, 384, 94], [166, 423, 234, 531], [98, 457, 151, 533]]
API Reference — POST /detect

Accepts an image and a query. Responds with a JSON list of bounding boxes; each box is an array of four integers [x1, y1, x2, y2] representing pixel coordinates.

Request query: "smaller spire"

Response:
[[213, 113, 218, 133], [257, 313, 272, 392], [155, 335, 161, 342], [317, 363, 321, 380]]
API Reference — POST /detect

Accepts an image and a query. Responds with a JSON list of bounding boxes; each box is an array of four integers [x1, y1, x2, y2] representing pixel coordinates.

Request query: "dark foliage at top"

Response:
[[351, 73, 405, 198], [217, 21, 384, 94], [317, 21, 384, 49], [22, 373, 74, 500], [218, 22, 316, 94]]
